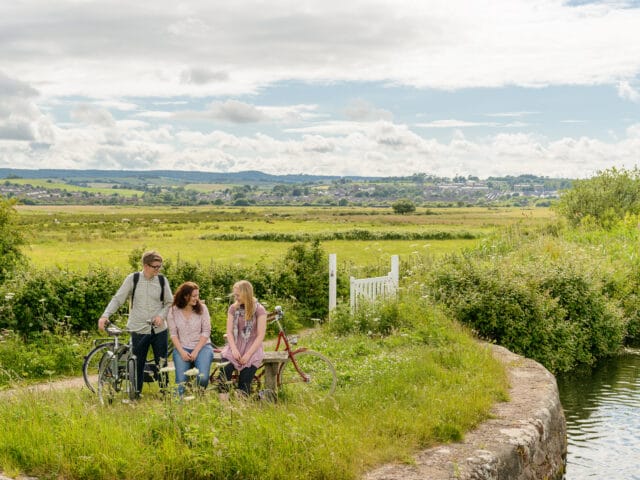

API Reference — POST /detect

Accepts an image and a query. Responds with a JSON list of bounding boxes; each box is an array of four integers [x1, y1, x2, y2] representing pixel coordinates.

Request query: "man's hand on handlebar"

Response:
[[98, 316, 109, 331]]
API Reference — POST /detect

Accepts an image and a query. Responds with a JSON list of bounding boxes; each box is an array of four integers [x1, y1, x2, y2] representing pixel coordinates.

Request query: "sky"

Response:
[[1, 0, 640, 179]]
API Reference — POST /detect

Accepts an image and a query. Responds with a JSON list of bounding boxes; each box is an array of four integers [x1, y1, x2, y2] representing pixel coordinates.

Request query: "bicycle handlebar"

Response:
[[266, 305, 284, 323], [104, 318, 155, 336]]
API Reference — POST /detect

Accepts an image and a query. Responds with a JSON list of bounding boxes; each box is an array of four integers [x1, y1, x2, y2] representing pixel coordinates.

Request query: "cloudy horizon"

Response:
[[1, 0, 639, 179]]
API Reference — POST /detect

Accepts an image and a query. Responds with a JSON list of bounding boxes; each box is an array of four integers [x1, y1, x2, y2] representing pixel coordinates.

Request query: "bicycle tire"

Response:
[[98, 345, 132, 405], [83, 342, 114, 394], [97, 349, 116, 405], [126, 355, 138, 401], [277, 350, 337, 398]]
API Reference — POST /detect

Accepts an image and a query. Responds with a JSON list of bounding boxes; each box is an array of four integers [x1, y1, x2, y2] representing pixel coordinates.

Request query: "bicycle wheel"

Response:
[[98, 345, 132, 405], [278, 350, 337, 398], [125, 355, 138, 401], [83, 342, 114, 394], [97, 350, 116, 405]]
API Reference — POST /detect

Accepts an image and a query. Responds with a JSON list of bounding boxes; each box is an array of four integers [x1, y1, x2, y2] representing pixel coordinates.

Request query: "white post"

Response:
[[329, 253, 337, 315], [390, 255, 399, 290], [350, 276, 356, 313]]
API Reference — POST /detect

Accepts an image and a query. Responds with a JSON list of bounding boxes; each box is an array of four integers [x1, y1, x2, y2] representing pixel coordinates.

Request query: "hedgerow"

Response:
[[423, 233, 626, 373], [0, 241, 344, 338]]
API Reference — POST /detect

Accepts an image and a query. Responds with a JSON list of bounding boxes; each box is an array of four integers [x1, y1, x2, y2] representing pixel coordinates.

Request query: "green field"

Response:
[[7, 178, 141, 197], [18, 205, 555, 271]]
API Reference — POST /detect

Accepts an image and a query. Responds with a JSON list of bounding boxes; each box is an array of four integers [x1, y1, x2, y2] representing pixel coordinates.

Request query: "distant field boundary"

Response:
[[200, 229, 481, 242]]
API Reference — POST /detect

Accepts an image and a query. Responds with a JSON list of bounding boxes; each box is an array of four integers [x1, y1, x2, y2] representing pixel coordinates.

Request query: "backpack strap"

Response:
[[131, 271, 140, 304], [130, 272, 165, 307], [158, 274, 166, 302]]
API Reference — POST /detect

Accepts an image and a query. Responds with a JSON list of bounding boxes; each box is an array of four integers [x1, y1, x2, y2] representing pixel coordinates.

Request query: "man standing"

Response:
[[98, 250, 173, 397]]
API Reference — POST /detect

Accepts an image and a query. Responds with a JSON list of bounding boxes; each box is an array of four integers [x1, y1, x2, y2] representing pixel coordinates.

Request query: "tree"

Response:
[[0, 197, 26, 283], [391, 199, 416, 215], [554, 167, 640, 227]]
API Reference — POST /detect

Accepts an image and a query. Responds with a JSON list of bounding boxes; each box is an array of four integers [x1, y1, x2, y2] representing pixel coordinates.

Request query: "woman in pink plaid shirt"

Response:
[[167, 281, 214, 395]]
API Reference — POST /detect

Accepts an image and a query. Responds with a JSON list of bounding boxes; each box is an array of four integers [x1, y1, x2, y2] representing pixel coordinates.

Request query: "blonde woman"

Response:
[[219, 280, 267, 397]]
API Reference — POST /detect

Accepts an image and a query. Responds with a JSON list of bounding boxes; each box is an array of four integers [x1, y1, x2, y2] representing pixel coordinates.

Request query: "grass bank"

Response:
[[0, 302, 508, 480]]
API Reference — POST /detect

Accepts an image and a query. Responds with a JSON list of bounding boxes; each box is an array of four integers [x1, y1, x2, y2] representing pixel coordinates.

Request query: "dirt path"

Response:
[[0, 375, 88, 400]]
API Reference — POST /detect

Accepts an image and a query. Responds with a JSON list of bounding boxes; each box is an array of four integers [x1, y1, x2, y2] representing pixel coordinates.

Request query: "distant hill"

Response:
[[0, 168, 376, 184]]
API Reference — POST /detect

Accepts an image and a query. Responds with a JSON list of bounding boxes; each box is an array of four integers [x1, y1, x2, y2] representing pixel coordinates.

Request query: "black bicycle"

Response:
[[83, 321, 171, 397], [95, 323, 137, 404]]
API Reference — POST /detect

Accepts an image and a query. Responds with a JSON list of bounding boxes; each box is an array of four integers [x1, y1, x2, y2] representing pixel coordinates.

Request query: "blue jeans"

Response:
[[173, 344, 214, 395]]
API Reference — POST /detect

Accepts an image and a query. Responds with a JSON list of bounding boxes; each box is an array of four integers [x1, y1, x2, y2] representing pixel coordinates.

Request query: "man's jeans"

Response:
[[131, 329, 168, 394], [172, 344, 214, 395]]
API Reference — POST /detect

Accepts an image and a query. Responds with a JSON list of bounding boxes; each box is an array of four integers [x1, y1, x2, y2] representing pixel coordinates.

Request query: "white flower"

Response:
[[185, 368, 200, 376]]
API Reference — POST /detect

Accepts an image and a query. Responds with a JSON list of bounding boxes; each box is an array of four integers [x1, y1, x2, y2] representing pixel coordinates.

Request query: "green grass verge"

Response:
[[0, 307, 507, 480]]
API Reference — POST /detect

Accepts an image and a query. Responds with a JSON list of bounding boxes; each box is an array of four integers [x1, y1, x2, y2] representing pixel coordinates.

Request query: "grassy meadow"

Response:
[[18, 204, 554, 271], [0, 301, 509, 480], [0, 203, 553, 479]]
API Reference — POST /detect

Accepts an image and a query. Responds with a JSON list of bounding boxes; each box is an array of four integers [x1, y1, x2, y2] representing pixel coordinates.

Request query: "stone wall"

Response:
[[364, 344, 567, 480]]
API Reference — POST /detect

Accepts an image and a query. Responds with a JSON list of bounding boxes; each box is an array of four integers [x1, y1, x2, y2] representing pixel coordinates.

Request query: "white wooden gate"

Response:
[[349, 255, 399, 312]]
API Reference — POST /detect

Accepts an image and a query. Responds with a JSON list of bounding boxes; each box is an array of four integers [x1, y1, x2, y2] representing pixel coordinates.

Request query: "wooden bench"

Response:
[[213, 350, 289, 392], [261, 351, 290, 391]]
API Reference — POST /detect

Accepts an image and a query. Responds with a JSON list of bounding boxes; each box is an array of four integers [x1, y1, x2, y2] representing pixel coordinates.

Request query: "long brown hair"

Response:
[[233, 280, 256, 320], [172, 281, 203, 314]]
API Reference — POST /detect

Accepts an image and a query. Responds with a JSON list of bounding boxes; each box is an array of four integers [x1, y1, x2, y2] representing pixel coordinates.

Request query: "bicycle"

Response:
[[83, 321, 171, 398], [209, 306, 337, 400], [96, 322, 137, 405], [269, 306, 337, 398]]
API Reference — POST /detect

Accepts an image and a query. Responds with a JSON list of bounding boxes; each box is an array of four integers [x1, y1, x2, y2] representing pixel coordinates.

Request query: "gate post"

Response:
[[329, 253, 337, 317]]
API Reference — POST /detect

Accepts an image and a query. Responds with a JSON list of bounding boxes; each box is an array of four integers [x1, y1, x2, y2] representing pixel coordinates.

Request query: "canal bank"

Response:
[[365, 343, 567, 480]]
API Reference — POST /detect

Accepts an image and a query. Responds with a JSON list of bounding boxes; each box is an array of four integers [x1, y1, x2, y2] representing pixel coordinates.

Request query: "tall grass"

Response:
[[0, 299, 508, 480]]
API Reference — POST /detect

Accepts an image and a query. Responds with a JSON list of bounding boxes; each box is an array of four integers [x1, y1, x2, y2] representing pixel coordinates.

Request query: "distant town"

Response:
[[0, 169, 571, 207]]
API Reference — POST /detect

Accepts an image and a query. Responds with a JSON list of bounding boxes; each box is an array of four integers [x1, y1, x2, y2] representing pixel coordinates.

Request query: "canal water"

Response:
[[556, 351, 640, 479]]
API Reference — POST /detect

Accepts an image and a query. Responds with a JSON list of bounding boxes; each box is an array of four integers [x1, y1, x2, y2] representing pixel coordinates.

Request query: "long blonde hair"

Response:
[[233, 280, 256, 320]]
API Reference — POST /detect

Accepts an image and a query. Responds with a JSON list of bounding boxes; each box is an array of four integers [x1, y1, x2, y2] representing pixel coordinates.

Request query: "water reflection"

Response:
[[557, 351, 640, 479]]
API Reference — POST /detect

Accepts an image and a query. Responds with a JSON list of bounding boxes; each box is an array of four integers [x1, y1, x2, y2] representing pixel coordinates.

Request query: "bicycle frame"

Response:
[[270, 308, 311, 383]]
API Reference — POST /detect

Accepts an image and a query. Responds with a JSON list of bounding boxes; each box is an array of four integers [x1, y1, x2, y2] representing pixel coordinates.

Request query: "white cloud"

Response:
[[344, 99, 393, 122], [207, 100, 265, 123], [71, 105, 116, 128], [1, 1, 639, 178], [2, 1, 640, 98], [416, 119, 500, 128], [618, 80, 640, 102]]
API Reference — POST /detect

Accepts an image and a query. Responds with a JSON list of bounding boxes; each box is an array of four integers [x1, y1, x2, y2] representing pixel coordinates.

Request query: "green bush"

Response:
[[554, 167, 640, 228], [425, 238, 625, 373], [0, 242, 334, 337], [328, 297, 404, 336], [0, 197, 25, 283], [0, 327, 87, 385]]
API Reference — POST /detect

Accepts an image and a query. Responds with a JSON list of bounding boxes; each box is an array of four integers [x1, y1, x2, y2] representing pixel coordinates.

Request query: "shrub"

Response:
[[554, 167, 640, 228], [0, 242, 333, 336], [424, 237, 625, 373], [0, 197, 26, 283], [328, 297, 404, 336]]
